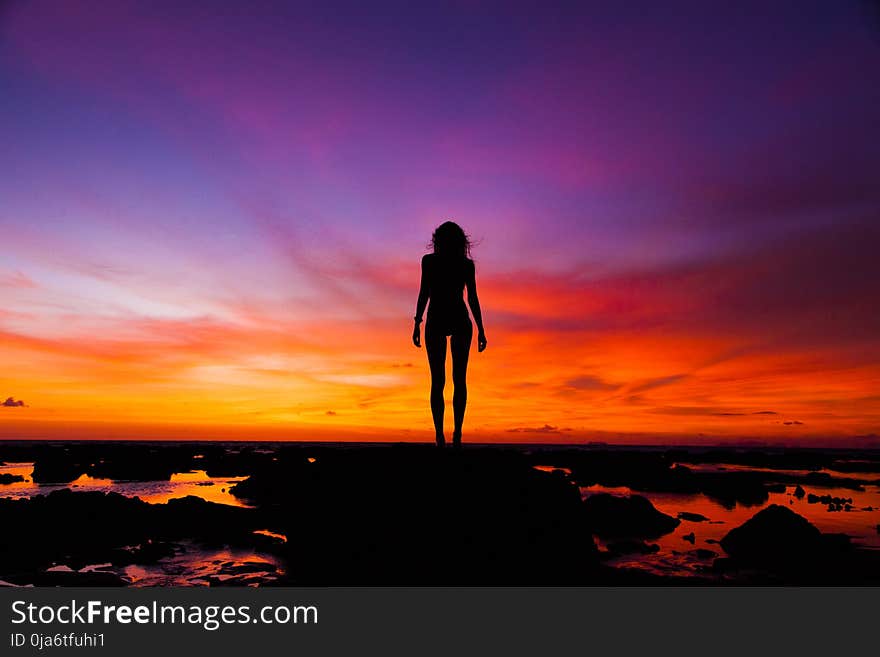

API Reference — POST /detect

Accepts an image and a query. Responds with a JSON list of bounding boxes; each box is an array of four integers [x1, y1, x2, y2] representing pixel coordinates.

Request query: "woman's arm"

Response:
[[466, 259, 487, 352], [413, 254, 430, 347]]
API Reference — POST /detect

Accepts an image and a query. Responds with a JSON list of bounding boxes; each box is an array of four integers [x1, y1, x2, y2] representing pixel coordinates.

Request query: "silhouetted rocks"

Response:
[[805, 493, 855, 512], [829, 460, 880, 473], [28, 444, 187, 482], [0, 473, 24, 484], [692, 549, 716, 560], [677, 511, 709, 522], [3, 441, 880, 585], [721, 505, 823, 563], [800, 471, 864, 491], [806, 493, 853, 506], [2, 570, 127, 586], [13, 442, 265, 484], [233, 446, 599, 584], [700, 472, 769, 509], [218, 561, 276, 576], [0, 489, 263, 584], [31, 458, 85, 484], [582, 493, 679, 539], [668, 449, 831, 471], [108, 540, 178, 566], [715, 505, 872, 583], [530, 449, 701, 494], [606, 540, 660, 556]]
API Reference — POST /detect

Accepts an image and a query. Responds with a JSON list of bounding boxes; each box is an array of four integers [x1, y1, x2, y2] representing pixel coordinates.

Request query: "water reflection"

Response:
[[580, 483, 880, 578], [125, 543, 284, 587], [36, 543, 285, 587], [0, 463, 249, 507], [254, 529, 288, 543]]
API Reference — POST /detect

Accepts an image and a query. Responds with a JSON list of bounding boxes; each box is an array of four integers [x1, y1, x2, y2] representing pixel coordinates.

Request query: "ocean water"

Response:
[[0, 462, 249, 507], [0, 462, 283, 586], [576, 464, 880, 578]]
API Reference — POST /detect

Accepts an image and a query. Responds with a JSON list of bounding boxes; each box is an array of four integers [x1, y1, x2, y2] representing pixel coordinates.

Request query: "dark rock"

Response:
[[693, 549, 717, 560], [701, 472, 769, 509], [765, 483, 786, 493], [583, 493, 680, 539], [2, 570, 127, 586], [719, 505, 848, 568], [108, 541, 177, 566], [829, 460, 880, 474], [237, 446, 600, 584], [218, 561, 277, 575], [682, 532, 696, 544], [677, 511, 709, 522], [31, 459, 86, 484], [0, 489, 262, 583], [0, 473, 24, 484], [206, 576, 244, 587], [794, 485, 806, 498], [605, 540, 660, 556], [807, 493, 853, 511]]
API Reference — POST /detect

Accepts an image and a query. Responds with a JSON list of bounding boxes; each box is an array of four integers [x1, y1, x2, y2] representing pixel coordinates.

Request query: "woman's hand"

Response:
[[412, 322, 421, 348], [477, 331, 487, 352]]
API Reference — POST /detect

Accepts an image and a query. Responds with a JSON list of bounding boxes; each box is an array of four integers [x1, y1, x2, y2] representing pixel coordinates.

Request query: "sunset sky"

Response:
[[1, 1, 879, 444]]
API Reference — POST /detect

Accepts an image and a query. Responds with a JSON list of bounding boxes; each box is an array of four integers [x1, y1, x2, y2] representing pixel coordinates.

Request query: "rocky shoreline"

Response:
[[2, 442, 880, 585]]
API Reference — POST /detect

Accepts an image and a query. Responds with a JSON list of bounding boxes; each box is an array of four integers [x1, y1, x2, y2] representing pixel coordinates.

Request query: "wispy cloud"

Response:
[[565, 375, 618, 391], [507, 424, 565, 434], [0, 271, 37, 289]]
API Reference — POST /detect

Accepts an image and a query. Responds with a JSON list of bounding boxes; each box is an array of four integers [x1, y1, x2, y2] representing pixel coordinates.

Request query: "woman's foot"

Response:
[[435, 433, 446, 448], [452, 431, 462, 448]]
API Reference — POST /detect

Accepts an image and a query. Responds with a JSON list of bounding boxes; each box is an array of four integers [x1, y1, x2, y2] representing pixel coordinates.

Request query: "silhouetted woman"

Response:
[[413, 221, 487, 447]]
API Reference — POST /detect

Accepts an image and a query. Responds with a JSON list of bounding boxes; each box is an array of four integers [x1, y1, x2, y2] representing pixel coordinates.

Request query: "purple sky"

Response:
[[1, 1, 879, 442]]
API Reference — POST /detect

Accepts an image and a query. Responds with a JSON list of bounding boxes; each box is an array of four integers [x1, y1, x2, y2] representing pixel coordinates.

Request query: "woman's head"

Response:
[[430, 221, 471, 258]]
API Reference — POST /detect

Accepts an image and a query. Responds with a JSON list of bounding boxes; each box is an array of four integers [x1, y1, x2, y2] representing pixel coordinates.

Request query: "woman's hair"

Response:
[[430, 221, 472, 258]]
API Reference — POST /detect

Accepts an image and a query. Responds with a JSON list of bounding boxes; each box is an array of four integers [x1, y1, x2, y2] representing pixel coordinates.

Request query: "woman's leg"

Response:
[[425, 324, 447, 446], [450, 320, 473, 447]]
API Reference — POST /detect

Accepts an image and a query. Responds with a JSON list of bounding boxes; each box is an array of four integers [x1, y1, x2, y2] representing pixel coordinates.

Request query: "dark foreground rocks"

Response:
[[0, 473, 24, 484], [677, 511, 710, 522], [6, 442, 274, 484], [716, 504, 880, 583], [232, 446, 600, 584], [3, 442, 880, 585], [529, 447, 877, 507], [0, 489, 265, 585], [1, 446, 602, 585], [582, 493, 679, 539]]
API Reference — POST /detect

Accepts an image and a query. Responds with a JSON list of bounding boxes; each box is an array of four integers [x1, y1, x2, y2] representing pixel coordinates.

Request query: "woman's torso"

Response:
[[425, 253, 470, 324]]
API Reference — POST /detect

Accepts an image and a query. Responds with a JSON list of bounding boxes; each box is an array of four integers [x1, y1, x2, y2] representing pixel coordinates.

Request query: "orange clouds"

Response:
[[2, 218, 880, 445]]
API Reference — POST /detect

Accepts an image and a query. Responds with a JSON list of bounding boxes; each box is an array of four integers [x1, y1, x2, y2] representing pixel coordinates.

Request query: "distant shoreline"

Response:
[[0, 437, 878, 452]]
